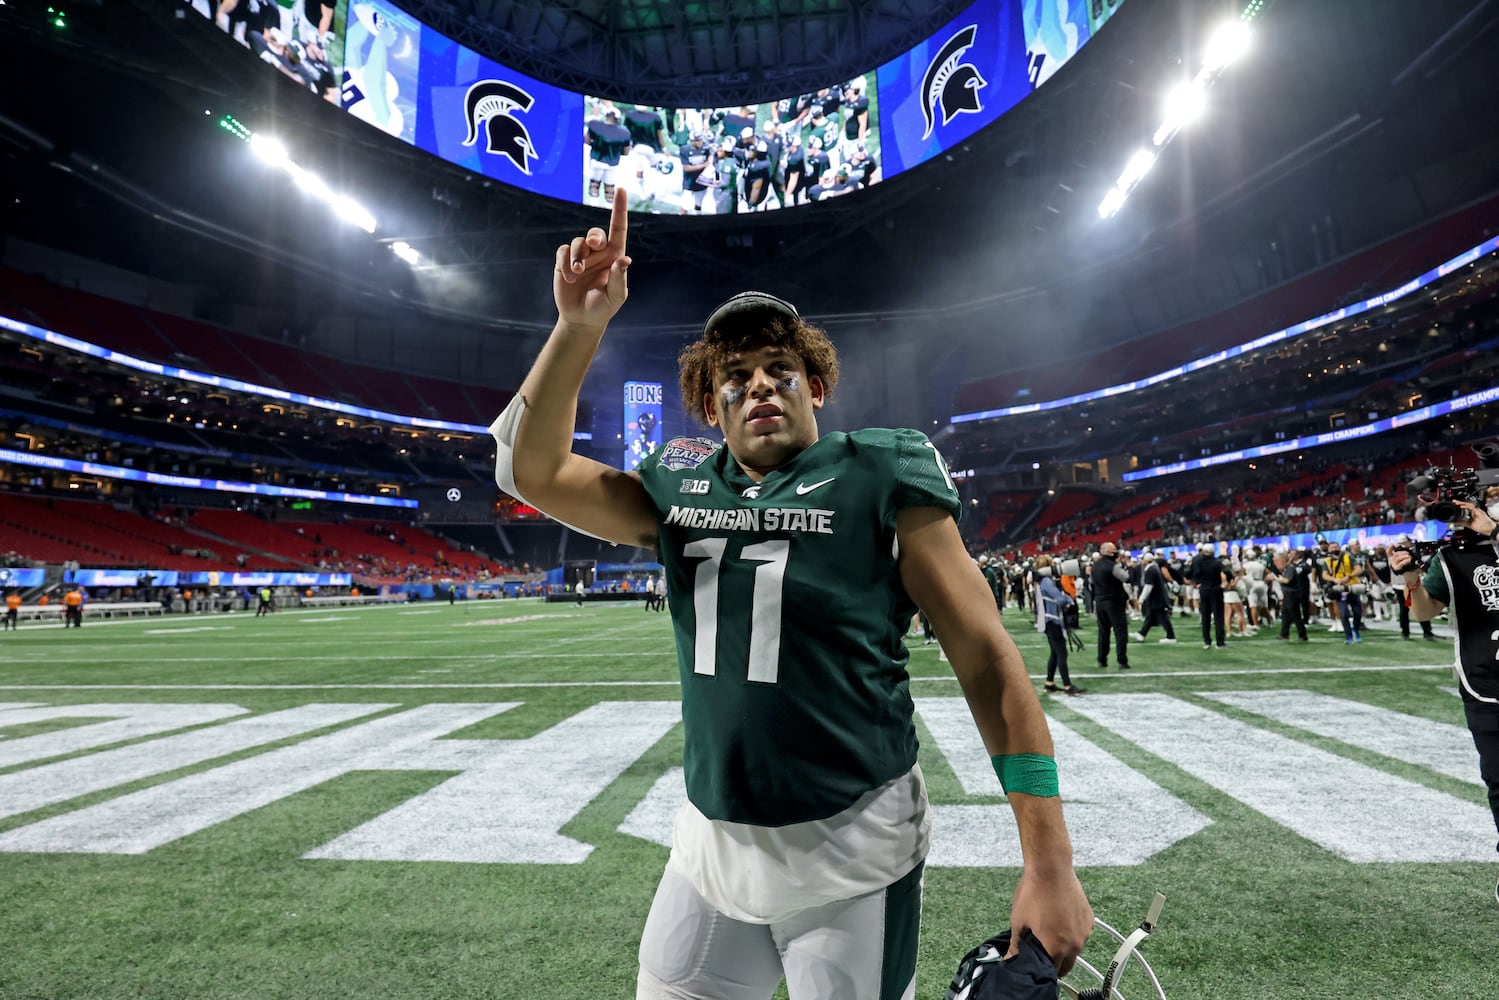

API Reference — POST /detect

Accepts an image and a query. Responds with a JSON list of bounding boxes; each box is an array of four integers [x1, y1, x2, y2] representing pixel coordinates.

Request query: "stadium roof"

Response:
[[1, 0, 1497, 371]]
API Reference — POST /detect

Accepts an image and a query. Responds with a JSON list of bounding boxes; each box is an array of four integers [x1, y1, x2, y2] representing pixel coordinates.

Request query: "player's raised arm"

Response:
[[895, 506, 1093, 975], [493, 187, 658, 548]]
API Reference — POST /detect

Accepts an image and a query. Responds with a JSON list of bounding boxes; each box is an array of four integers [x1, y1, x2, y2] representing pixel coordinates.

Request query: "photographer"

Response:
[[1391, 491, 1499, 902], [1323, 540, 1365, 644], [1034, 555, 1085, 696]]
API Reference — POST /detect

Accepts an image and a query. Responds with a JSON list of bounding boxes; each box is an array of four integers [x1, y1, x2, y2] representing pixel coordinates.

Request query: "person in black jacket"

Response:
[[1272, 550, 1310, 641], [1133, 553, 1177, 643], [1090, 543, 1131, 669], [1188, 543, 1228, 649], [1393, 490, 1499, 903]]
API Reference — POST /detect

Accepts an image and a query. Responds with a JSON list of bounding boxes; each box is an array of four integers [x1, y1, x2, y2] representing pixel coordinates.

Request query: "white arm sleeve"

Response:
[[489, 395, 617, 545], [1138, 584, 1154, 607]]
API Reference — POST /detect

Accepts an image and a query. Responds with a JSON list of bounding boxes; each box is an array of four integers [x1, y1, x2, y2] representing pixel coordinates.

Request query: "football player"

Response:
[[585, 108, 632, 207], [759, 120, 786, 209], [839, 78, 871, 159], [491, 190, 1092, 999], [803, 135, 832, 192], [847, 140, 881, 188], [678, 130, 715, 214], [623, 104, 669, 153], [743, 142, 776, 212], [781, 132, 809, 205]]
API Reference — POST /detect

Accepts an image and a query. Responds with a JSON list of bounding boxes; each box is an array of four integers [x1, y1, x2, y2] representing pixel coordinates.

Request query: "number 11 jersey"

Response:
[[636, 426, 961, 828]]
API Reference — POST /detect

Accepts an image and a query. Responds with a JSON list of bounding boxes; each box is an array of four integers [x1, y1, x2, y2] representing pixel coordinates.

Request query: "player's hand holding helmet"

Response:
[[948, 894, 1168, 1000]]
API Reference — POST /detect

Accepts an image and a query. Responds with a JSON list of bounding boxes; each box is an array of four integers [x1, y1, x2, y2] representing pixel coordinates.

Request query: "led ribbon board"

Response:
[[0, 447, 418, 508], [0, 568, 47, 589], [0, 313, 590, 441], [953, 235, 1499, 424], [1121, 383, 1499, 483]]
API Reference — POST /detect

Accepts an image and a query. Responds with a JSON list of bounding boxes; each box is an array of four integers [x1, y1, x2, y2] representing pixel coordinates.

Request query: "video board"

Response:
[[187, 0, 1127, 212], [876, 0, 1124, 179], [623, 381, 663, 471]]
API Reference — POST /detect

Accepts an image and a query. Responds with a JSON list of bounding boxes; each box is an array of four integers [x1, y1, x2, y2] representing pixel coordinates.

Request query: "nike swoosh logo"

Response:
[[795, 478, 836, 495]]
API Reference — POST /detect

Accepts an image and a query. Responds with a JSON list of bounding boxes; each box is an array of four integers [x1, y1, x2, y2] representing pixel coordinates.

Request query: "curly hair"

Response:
[[676, 317, 840, 425]]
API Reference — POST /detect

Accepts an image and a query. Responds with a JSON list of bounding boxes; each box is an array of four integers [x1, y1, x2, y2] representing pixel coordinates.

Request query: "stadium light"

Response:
[[286, 163, 333, 201], [1099, 9, 1256, 223], [333, 195, 377, 234], [1154, 81, 1208, 145], [390, 241, 420, 265], [248, 133, 290, 168], [1201, 20, 1251, 73], [1117, 149, 1157, 190], [1097, 186, 1128, 219]]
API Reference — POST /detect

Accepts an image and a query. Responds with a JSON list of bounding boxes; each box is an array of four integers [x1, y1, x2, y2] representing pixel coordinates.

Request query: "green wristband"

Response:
[[991, 753, 1059, 797]]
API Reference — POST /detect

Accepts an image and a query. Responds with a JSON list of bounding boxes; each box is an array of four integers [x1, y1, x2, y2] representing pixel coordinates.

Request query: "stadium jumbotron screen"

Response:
[[187, 0, 1128, 214]]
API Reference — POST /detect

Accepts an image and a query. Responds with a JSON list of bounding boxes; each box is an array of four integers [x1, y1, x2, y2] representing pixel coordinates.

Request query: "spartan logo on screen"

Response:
[[920, 24, 988, 140], [462, 80, 539, 175]]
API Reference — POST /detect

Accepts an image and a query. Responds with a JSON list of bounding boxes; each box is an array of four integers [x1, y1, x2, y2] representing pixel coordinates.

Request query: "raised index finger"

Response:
[[608, 185, 629, 251]]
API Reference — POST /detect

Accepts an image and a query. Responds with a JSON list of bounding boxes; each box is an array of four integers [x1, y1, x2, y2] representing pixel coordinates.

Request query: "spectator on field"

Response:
[[1090, 543, 1131, 670], [1134, 553, 1177, 644], [1188, 543, 1228, 649], [1035, 555, 1084, 696]]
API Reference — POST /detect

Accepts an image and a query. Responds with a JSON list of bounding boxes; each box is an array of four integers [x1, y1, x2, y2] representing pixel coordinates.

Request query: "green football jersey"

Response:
[[636, 427, 961, 826]]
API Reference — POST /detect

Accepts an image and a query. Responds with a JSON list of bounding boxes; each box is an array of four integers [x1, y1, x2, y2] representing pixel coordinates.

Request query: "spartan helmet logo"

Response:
[[920, 24, 988, 140], [1474, 564, 1499, 612], [462, 80, 539, 175]]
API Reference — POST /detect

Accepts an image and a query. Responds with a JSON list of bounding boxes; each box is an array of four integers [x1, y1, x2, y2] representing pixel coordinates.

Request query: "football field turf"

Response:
[[0, 600, 1494, 998]]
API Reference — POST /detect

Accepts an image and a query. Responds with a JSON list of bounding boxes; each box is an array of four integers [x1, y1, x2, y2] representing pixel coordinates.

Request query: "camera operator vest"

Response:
[[1436, 544, 1499, 703]]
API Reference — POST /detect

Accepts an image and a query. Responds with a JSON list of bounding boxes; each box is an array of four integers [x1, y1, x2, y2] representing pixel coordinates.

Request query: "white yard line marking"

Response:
[[142, 626, 237, 635], [0, 663, 1452, 691], [1201, 690, 1483, 786], [1064, 693, 1495, 862], [917, 697, 1211, 867], [0, 703, 248, 768], [0, 705, 391, 821]]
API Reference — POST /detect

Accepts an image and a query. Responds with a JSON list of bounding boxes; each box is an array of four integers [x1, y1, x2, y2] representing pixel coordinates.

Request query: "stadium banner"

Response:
[[64, 569, 181, 588], [0, 568, 47, 588], [1134, 520, 1453, 563], [877, 0, 1125, 179], [416, 36, 584, 201], [622, 381, 663, 471], [184, 0, 348, 104], [179, 571, 355, 587]]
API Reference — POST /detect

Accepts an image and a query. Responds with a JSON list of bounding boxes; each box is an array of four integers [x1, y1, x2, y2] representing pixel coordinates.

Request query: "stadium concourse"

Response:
[[3, 0, 1499, 996]]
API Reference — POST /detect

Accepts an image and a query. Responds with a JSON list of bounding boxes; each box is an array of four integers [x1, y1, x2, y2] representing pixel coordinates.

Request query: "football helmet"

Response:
[[946, 893, 1167, 1000]]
